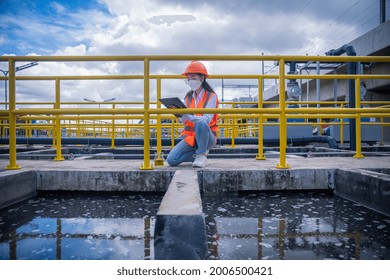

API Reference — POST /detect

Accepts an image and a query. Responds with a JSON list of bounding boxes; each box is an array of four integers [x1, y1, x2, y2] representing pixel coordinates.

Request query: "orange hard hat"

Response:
[[181, 61, 209, 77]]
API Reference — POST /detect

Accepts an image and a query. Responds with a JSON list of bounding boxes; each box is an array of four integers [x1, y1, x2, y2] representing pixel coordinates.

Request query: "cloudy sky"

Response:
[[0, 0, 389, 104]]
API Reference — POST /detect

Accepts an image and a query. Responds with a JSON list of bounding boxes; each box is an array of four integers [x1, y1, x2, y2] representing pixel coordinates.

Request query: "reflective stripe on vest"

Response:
[[184, 125, 217, 136]]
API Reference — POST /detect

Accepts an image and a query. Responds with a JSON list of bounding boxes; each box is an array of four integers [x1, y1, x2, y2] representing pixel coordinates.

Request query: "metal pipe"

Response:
[[277, 58, 290, 169], [354, 78, 364, 158], [1, 54, 388, 63], [316, 61, 321, 135], [0, 136, 338, 149], [11, 107, 390, 119], [333, 69, 338, 106], [155, 77, 164, 166], [141, 58, 152, 170], [348, 56, 357, 151], [6, 59, 20, 170], [256, 77, 266, 160], [380, 0, 386, 24], [326, 44, 358, 151], [111, 104, 116, 149], [54, 78, 64, 161]]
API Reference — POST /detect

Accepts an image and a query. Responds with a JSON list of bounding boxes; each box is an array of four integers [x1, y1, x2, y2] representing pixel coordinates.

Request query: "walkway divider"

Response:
[[154, 170, 207, 260]]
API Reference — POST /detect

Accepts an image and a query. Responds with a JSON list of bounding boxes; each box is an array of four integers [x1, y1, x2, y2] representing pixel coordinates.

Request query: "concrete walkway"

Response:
[[1, 156, 389, 172], [1, 155, 389, 261]]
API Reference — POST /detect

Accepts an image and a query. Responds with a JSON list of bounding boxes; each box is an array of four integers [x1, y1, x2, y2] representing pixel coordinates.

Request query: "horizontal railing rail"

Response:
[[0, 55, 389, 169]]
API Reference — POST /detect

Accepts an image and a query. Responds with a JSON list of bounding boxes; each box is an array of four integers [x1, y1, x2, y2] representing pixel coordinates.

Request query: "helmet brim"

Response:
[[181, 72, 208, 78]]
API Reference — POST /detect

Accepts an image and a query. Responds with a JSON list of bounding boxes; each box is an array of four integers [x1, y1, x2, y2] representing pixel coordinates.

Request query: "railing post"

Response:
[[111, 104, 116, 149], [51, 112, 56, 148], [76, 116, 80, 138], [171, 118, 175, 148], [340, 104, 344, 145], [354, 78, 364, 158], [276, 58, 290, 169], [154, 77, 164, 166], [380, 117, 384, 146], [26, 119, 31, 137], [140, 57, 153, 170], [256, 77, 266, 160], [230, 103, 236, 148], [232, 117, 236, 148], [126, 118, 129, 138], [54, 78, 64, 161], [6, 59, 20, 170]]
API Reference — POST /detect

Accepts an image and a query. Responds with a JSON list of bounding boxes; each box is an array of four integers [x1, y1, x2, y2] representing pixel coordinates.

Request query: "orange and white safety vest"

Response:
[[180, 90, 219, 146]]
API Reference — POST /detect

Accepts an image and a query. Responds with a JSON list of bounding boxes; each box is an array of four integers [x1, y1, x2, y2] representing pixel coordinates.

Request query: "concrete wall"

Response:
[[199, 169, 334, 193], [350, 20, 390, 56], [330, 125, 382, 143], [335, 169, 390, 216], [263, 20, 390, 108], [0, 170, 36, 208], [36, 170, 174, 192], [0, 170, 175, 209]]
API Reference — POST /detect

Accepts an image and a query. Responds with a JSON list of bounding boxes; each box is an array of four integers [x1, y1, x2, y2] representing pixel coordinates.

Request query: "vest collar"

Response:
[[192, 88, 205, 107]]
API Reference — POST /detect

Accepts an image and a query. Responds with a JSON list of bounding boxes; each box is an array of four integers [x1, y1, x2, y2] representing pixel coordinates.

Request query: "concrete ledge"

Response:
[[90, 153, 114, 160], [199, 169, 334, 193], [157, 170, 202, 215], [154, 170, 207, 259], [0, 171, 36, 209], [36, 170, 174, 192], [335, 169, 390, 216], [367, 168, 390, 176]]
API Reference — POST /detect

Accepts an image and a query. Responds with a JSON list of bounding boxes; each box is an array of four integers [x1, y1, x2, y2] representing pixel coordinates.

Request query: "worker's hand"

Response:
[[168, 105, 181, 117]]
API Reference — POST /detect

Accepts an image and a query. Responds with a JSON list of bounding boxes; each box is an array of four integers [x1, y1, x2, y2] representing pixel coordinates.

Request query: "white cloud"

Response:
[[147, 15, 196, 26], [90, 14, 161, 52], [54, 44, 88, 56], [50, 2, 66, 14], [1, 0, 385, 104]]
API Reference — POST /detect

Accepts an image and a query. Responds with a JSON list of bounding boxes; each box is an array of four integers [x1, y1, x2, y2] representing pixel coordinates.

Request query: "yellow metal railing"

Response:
[[1, 55, 389, 170], [1, 101, 389, 141]]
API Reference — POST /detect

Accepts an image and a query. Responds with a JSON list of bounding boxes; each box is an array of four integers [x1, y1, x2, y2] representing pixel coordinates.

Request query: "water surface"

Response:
[[1, 191, 389, 260], [0, 192, 162, 260], [203, 192, 390, 260]]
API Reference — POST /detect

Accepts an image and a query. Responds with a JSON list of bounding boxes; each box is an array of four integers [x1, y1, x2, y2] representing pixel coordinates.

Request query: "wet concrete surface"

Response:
[[203, 191, 390, 260], [1, 191, 389, 260]]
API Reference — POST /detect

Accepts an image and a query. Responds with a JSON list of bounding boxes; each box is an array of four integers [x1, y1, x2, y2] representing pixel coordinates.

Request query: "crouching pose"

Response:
[[166, 61, 219, 168]]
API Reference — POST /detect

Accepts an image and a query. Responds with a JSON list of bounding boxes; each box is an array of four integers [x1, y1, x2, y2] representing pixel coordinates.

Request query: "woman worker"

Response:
[[166, 61, 219, 168]]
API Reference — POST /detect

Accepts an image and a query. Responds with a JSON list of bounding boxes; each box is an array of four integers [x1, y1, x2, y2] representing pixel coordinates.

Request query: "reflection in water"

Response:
[[203, 192, 390, 260], [0, 192, 162, 260], [1, 191, 389, 260]]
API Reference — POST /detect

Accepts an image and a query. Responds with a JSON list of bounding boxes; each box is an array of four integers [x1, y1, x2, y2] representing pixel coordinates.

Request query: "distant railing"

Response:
[[0, 55, 389, 170]]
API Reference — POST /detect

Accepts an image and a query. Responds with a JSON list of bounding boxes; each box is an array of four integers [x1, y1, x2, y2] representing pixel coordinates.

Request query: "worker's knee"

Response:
[[194, 119, 209, 132], [166, 153, 178, 166]]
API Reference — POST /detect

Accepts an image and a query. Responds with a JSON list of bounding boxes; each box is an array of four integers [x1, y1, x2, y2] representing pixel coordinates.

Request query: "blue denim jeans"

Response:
[[166, 120, 216, 166]]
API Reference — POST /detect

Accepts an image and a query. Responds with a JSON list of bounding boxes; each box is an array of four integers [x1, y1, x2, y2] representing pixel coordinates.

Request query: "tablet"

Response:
[[159, 97, 187, 117]]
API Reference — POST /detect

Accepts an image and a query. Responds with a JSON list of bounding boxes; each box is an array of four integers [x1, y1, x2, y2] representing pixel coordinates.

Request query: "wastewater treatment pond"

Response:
[[0, 192, 161, 260], [204, 192, 390, 260], [0, 191, 389, 260]]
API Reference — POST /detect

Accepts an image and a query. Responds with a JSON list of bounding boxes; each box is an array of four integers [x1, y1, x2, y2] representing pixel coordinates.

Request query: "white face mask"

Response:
[[186, 79, 202, 91]]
